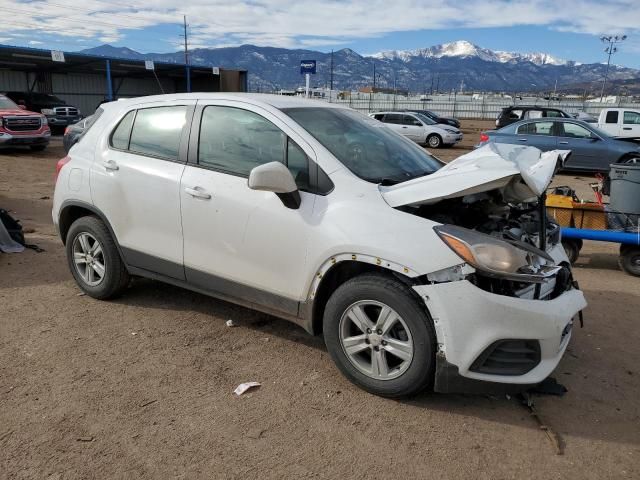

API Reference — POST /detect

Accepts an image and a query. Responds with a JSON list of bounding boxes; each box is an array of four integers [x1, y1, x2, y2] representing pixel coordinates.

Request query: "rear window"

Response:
[[605, 111, 619, 124]]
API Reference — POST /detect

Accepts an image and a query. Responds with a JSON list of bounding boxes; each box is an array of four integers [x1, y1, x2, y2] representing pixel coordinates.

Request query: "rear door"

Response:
[[90, 101, 195, 279], [401, 114, 425, 142], [512, 121, 558, 151], [601, 110, 621, 136], [380, 114, 405, 136], [622, 111, 640, 138]]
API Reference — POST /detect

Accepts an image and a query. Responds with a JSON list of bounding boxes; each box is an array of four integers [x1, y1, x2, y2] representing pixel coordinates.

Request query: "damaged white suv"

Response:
[[53, 94, 586, 397]]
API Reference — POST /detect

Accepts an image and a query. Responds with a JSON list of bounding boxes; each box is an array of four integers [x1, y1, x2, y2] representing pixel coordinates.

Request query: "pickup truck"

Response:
[[0, 94, 50, 150], [4, 91, 82, 133], [595, 108, 640, 141]]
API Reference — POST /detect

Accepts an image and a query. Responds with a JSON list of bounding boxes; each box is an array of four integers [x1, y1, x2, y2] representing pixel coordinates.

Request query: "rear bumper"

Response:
[[0, 131, 51, 145], [413, 280, 586, 392]]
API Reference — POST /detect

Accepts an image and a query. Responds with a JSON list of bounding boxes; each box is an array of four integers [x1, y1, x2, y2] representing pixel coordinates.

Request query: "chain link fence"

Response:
[[322, 96, 640, 120]]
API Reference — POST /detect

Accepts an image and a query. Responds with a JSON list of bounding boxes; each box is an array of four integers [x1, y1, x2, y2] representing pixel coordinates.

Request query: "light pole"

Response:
[[599, 35, 626, 101]]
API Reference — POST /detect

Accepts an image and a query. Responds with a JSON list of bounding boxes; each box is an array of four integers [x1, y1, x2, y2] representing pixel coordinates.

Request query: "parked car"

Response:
[[0, 94, 50, 150], [370, 111, 462, 148], [403, 109, 460, 129], [593, 108, 640, 141], [53, 94, 585, 397], [478, 118, 640, 171], [496, 106, 571, 128], [4, 91, 82, 133], [572, 111, 598, 123], [63, 109, 103, 153]]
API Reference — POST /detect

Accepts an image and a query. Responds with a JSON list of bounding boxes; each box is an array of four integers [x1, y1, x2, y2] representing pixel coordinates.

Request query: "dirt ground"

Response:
[[1, 124, 639, 479]]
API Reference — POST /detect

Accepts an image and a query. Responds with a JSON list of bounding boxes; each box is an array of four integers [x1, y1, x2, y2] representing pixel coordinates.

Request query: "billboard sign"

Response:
[[300, 60, 316, 74]]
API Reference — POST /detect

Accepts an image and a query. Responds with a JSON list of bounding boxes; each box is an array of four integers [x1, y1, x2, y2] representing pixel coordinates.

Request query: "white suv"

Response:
[[53, 94, 586, 397], [369, 111, 463, 148]]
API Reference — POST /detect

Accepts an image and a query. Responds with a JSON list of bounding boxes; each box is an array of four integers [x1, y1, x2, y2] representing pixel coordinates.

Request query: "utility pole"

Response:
[[599, 35, 626, 101], [182, 15, 191, 93], [330, 50, 334, 92], [372, 61, 376, 90]]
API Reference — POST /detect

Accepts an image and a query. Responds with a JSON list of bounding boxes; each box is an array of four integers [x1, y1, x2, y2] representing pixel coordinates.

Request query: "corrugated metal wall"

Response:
[[2, 67, 246, 116]]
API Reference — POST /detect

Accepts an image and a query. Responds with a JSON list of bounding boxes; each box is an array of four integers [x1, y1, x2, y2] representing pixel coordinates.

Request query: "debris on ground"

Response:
[[517, 393, 565, 455], [76, 436, 94, 442], [528, 377, 568, 396], [139, 399, 157, 408], [234, 382, 261, 396], [226, 319, 236, 327]]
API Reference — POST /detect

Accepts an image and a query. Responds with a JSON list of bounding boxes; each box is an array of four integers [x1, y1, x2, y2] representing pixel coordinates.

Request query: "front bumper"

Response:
[[0, 131, 51, 145], [46, 115, 82, 126], [413, 279, 586, 392], [443, 133, 463, 144]]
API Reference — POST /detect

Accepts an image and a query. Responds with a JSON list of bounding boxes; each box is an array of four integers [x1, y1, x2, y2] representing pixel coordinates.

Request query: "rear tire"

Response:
[[323, 273, 436, 398], [65, 216, 129, 299], [562, 239, 582, 264], [426, 134, 442, 148], [30, 145, 46, 152], [619, 245, 640, 277]]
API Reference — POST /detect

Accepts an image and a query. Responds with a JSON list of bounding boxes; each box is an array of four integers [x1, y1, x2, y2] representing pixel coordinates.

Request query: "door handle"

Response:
[[184, 186, 211, 199], [623, 127, 632, 130], [559, 141, 569, 145], [518, 138, 527, 142], [103, 160, 119, 171], [401, 126, 408, 129]]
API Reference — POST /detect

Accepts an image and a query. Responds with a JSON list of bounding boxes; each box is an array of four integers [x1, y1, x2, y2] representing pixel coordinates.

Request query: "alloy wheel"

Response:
[[72, 232, 106, 286], [339, 300, 414, 380]]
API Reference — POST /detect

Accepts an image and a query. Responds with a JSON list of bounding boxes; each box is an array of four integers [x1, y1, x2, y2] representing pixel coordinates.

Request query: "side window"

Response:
[[110, 110, 135, 150], [623, 111, 640, 125], [545, 110, 563, 118], [383, 114, 403, 124], [286, 139, 310, 191], [198, 106, 285, 176], [372, 114, 384, 121], [403, 115, 421, 126], [525, 110, 543, 119], [128, 106, 187, 160], [508, 109, 523, 120], [516, 122, 535, 134], [520, 121, 553, 135], [561, 123, 592, 138], [605, 111, 619, 124]]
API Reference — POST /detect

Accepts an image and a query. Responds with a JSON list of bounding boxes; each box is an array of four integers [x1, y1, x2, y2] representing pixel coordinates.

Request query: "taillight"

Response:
[[64, 126, 70, 135], [479, 133, 489, 143], [55, 155, 71, 181]]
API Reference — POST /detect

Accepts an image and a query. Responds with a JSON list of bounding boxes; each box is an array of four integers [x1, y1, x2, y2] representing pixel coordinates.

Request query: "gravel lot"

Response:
[[1, 124, 639, 479]]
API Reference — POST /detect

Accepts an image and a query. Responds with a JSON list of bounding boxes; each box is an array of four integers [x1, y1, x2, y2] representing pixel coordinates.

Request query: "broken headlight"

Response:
[[434, 224, 561, 283]]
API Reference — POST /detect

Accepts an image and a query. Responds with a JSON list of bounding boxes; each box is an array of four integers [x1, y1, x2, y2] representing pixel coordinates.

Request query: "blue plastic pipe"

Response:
[[561, 227, 640, 246]]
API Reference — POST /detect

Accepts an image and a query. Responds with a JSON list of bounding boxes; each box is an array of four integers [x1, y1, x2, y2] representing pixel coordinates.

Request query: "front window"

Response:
[[0, 95, 18, 109], [560, 122, 593, 139], [413, 113, 437, 125], [284, 107, 443, 185], [623, 111, 640, 125]]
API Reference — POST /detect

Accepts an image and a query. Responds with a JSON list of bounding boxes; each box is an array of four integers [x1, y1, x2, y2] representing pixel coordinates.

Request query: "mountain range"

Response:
[[80, 40, 640, 94]]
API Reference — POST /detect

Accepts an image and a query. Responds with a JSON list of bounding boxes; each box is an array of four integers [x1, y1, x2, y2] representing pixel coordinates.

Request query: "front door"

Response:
[[622, 111, 640, 138], [90, 102, 194, 279], [556, 121, 608, 170], [180, 102, 316, 316], [401, 114, 426, 142]]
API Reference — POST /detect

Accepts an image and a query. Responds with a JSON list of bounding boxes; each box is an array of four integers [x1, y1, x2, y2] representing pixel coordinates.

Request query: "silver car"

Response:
[[370, 111, 463, 148]]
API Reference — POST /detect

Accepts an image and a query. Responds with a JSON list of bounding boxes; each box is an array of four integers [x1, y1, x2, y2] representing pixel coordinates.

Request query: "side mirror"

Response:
[[248, 161, 301, 209]]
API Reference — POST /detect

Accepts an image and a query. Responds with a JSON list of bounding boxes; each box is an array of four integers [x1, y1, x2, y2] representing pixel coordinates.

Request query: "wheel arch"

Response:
[[306, 255, 420, 336], [58, 201, 121, 252], [617, 152, 640, 164]]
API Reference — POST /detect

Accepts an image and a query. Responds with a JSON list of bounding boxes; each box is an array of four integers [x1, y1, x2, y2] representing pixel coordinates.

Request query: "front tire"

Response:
[[619, 245, 640, 277], [65, 216, 129, 299], [426, 134, 442, 148], [323, 274, 436, 398]]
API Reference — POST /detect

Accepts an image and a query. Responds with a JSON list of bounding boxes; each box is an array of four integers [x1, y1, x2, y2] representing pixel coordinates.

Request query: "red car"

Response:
[[0, 94, 50, 151]]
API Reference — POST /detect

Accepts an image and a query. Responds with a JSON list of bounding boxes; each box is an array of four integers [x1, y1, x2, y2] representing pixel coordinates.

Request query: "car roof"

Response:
[[503, 105, 563, 110], [504, 117, 593, 129], [102, 93, 348, 112]]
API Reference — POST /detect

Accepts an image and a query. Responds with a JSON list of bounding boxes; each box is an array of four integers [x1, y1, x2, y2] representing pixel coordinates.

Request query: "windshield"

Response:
[[31, 93, 65, 104], [414, 113, 437, 125], [0, 95, 18, 109], [284, 107, 443, 184]]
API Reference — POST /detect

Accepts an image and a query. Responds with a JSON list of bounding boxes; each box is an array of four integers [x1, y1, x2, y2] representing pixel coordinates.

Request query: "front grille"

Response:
[[53, 106, 79, 117], [3, 116, 41, 132], [470, 339, 541, 376]]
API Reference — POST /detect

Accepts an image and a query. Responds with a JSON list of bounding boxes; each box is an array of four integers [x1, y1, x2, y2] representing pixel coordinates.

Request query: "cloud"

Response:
[[29, 40, 44, 45], [0, 0, 638, 50]]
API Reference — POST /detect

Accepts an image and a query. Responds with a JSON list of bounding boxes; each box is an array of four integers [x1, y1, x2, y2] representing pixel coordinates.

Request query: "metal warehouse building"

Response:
[[0, 45, 248, 116]]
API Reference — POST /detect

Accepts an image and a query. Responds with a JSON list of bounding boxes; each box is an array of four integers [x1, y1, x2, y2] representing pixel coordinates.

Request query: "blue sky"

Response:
[[1, 0, 639, 68]]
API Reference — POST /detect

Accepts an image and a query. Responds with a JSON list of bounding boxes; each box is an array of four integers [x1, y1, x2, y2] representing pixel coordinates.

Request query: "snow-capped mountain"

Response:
[[371, 40, 566, 66], [80, 40, 638, 92]]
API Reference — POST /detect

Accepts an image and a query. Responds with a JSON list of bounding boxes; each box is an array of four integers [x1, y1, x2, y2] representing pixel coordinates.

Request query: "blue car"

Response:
[[478, 118, 640, 171]]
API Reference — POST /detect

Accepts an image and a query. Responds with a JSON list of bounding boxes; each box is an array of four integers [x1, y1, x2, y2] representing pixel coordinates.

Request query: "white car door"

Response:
[[179, 101, 318, 316], [622, 110, 640, 138], [90, 102, 194, 279], [401, 114, 427, 142], [600, 110, 622, 136], [380, 113, 407, 137]]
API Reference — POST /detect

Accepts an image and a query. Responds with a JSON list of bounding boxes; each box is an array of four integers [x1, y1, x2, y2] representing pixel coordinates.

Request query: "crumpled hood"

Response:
[[380, 143, 571, 207]]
